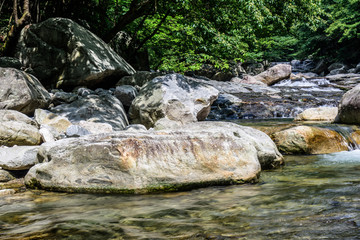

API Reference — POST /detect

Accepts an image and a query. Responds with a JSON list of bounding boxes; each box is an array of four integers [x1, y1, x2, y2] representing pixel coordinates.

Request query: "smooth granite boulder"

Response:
[[0, 68, 50, 115], [294, 107, 338, 121], [255, 64, 292, 85], [129, 74, 219, 128], [272, 126, 348, 154], [25, 122, 283, 194], [0, 146, 39, 170]]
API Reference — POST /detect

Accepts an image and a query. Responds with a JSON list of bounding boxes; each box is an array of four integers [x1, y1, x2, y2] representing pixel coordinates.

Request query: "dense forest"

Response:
[[0, 0, 359, 72]]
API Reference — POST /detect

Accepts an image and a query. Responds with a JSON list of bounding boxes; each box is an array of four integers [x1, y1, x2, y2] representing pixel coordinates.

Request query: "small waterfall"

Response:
[[323, 124, 360, 150]]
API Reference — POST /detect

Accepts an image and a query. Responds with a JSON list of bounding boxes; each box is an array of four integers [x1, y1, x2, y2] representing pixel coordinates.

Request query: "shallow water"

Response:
[[0, 150, 359, 239]]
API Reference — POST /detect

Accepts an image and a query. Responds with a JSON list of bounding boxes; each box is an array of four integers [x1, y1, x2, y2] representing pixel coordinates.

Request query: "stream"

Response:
[[0, 135, 359, 239]]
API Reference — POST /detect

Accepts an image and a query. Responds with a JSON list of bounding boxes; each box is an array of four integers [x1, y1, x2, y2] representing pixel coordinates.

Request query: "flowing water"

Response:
[[0, 150, 359, 239]]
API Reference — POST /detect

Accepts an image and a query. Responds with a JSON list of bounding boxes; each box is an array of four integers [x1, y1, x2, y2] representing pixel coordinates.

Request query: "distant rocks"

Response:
[[255, 64, 292, 85], [294, 107, 338, 122]]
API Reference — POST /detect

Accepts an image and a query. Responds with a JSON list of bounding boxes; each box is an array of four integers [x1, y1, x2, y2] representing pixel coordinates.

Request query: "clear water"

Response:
[[0, 151, 359, 239]]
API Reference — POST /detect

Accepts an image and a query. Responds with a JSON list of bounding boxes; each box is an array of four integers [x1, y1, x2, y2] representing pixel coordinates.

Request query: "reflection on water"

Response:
[[0, 151, 359, 239]]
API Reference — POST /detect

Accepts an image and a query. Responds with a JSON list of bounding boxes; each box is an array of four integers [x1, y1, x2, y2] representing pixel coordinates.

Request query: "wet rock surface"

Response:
[[208, 76, 351, 120]]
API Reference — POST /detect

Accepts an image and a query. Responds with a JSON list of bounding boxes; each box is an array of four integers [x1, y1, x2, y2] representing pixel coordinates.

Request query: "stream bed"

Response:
[[1, 149, 359, 239]]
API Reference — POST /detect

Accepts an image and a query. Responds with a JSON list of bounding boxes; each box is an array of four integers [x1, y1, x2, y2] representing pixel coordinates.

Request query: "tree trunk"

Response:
[[1, 0, 31, 56]]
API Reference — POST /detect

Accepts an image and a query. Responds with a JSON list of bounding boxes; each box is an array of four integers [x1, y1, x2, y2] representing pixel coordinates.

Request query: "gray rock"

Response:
[[255, 64, 292, 85], [78, 121, 113, 134], [114, 85, 138, 108], [66, 125, 91, 137], [0, 57, 22, 69], [51, 92, 129, 131], [0, 121, 41, 147], [116, 71, 164, 88], [245, 63, 264, 75], [129, 74, 219, 128], [123, 124, 147, 132], [25, 121, 283, 193], [51, 91, 78, 105], [0, 169, 15, 182], [356, 62, 360, 73], [34, 109, 72, 133], [328, 63, 348, 72], [39, 126, 56, 142], [0, 110, 37, 126], [77, 88, 95, 97], [15, 18, 136, 89], [329, 68, 348, 75], [0, 68, 50, 115], [335, 83, 360, 124], [0, 146, 39, 170]]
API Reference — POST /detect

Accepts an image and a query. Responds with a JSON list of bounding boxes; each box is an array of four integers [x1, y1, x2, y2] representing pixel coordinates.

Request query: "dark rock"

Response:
[[15, 18, 135, 90], [114, 85, 138, 108], [116, 71, 164, 89], [0, 57, 22, 69], [66, 125, 91, 137]]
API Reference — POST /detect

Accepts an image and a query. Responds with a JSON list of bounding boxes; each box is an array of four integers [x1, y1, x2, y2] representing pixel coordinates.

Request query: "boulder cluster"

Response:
[[0, 18, 284, 194], [1, 18, 360, 195]]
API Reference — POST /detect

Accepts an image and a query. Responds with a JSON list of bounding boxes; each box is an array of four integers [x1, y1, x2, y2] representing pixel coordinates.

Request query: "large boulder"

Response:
[[50, 90, 129, 131], [0, 146, 39, 170], [272, 126, 348, 154], [15, 18, 135, 90], [129, 74, 219, 128], [334, 83, 360, 124], [25, 122, 282, 194], [0, 68, 50, 115], [255, 64, 291, 85], [294, 107, 338, 121]]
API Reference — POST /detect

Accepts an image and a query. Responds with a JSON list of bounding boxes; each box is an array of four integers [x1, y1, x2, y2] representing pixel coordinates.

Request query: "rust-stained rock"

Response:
[[272, 126, 348, 154], [25, 122, 282, 194]]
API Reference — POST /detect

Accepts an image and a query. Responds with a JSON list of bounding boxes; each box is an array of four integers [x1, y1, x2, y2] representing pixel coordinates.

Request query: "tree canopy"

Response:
[[0, 0, 359, 71]]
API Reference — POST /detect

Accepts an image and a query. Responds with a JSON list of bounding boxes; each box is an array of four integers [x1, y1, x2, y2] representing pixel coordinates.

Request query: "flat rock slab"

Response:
[[25, 122, 282, 194]]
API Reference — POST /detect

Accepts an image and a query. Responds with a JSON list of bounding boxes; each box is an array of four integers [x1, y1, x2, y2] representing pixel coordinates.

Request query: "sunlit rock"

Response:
[[272, 126, 348, 154], [294, 107, 338, 121], [25, 122, 283, 194], [0, 68, 50, 115], [129, 74, 219, 128], [255, 64, 292, 85], [0, 146, 39, 170]]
